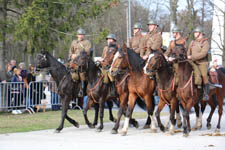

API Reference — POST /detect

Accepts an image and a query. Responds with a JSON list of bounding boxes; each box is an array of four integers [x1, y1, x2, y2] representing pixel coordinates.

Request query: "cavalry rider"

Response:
[[164, 25, 187, 85], [99, 33, 118, 96], [69, 28, 92, 97], [187, 26, 210, 101], [140, 20, 163, 60], [129, 22, 143, 55]]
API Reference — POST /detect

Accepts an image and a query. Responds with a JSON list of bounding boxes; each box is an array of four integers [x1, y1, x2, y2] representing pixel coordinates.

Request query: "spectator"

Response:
[[18, 62, 28, 79], [7, 60, 17, 79]]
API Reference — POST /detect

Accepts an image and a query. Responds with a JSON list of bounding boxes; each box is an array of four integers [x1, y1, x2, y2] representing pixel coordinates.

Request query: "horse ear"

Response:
[[122, 43, 127, 53]]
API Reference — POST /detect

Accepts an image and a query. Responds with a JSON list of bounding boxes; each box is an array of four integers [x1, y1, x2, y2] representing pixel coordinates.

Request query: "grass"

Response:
[[0, 109, 166, 134]]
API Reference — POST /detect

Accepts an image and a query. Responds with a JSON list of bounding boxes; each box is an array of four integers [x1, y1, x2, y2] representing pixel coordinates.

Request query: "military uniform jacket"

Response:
[[129, 31, 143, 54], [140, 30, 162, 57], [69, 39, 91, 58], [187, 38, 209, 64], [165, 37, 187, 57], [101, 42, 117, 59]]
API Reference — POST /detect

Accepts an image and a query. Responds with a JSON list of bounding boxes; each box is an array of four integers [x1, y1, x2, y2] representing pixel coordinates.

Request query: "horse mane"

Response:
[[123, 47, 145, 73]]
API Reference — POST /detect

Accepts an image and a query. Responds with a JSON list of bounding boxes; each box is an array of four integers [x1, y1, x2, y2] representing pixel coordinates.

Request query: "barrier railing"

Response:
[[0, 81, 61, 112]]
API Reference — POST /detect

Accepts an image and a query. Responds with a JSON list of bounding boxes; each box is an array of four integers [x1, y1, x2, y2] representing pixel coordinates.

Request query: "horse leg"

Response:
[[93, 103, 99, 126], [192, 103, 202, 130], [111, 94, 127, 134], [176, 102, 182, 128], [83, 99, 95, 128], [205, 98, 216, 130], [144, 94, 157, 133], [121, 93, 137, 136], [215, 95, 223, 133], [55, 97, 67, 133], [155, 99, 166, 132], [107, 101, 116, 122], [168, 98, 177, 135], [143, 116, 151, 129], [183, 100, 192, 137], [96, 98, 105, 132]]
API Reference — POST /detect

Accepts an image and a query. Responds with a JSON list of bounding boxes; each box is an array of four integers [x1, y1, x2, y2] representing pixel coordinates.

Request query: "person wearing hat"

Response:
[[187, 26, 210, 101], [69, 28, 92, 97], [164, 25, 187, 86], [140, 20, 162, 60], [129, 22, 143, 55], [69, 28, 92, 60], [99, 33, 118, 96]]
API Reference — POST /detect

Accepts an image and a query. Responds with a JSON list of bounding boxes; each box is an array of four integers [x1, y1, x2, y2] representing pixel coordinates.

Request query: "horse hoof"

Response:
[[143, 125, 150, 129], [134, 122, 139, 128], [215, 128, 220, 134], [75, 123, 80, 128], [88, 124, 95, 129], [54, 130, 61, 133], [96, 128, 102, 132], [177, 123, 182, 128], [111, 129, 118, 134], [150, 128, 157, 133], [168, 130, 175, 135], [207, 124, 211, 130], [121, 131, 127, 136], [183, 133, 189, 137], [159, 126, 165, 132], [191, 127, 197, 131]]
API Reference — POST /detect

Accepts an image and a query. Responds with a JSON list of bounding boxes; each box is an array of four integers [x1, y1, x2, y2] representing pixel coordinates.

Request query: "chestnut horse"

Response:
[[101, 44, 151, 134], [143, 52, 182, 135], [110, 45, 156, 136]]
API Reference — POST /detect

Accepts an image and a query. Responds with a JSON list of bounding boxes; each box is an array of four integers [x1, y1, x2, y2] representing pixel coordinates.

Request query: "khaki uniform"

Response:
[[140, 30, 162, 57], [187, 38, 209, 85], [101, 43, 116, 83], [69, 39, 91, 82], [129, 31, 143, 55], [165, 37, 187, 85], [69, 39, 91, 59]]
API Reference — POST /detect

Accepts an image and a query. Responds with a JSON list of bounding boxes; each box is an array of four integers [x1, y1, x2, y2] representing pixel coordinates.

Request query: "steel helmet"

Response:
[[172, 25, 181, 33], [106, 33, 117, 41], [193, 26, 203, 33], [77, 28, 86, 35], [133, 22, 142, 29], [147, 20, 158, 26]]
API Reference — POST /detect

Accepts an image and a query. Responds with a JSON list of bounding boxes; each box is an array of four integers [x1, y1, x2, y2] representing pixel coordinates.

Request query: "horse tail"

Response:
[[136, 97, 146, 110]]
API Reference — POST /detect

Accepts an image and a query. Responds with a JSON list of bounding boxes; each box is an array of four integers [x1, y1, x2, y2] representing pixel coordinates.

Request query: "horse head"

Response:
[[143, 52, 165, 76], [36, 51, 51, 69], [101, 43, 118, 70], [71, 50, 89, 73], [109, 44, 128, 76], [172, 44, 187, 61]]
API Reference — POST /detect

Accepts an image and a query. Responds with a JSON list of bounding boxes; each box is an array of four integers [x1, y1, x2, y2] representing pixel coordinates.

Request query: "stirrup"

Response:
[[78, 90, 83, 97], [203, 94, 209, 101]]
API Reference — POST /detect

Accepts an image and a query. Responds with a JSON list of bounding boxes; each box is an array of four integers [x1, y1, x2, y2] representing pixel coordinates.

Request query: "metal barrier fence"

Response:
[[0, 81, 61, 112]]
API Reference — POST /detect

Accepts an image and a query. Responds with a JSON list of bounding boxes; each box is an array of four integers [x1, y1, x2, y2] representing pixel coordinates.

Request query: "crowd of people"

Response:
[[0, 59, 61, 113]]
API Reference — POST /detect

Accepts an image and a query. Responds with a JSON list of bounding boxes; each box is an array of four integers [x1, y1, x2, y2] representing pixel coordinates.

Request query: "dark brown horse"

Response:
[[173, 45, 225, 135], [101, 44, 151, 134], [143, 52, 182, 134], [110, 45, 156, 136]]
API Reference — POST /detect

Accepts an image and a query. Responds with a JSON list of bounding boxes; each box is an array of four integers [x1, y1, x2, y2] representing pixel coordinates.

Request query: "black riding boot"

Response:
[[203, 83, 210, 101], [78, 80, 85, 97], [110, 81, 118, 97]]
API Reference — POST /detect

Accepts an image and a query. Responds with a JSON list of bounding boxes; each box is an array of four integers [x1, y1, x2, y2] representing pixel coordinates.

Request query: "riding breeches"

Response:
[[188, 60, 202, 86], [197, 63, 209, 84]]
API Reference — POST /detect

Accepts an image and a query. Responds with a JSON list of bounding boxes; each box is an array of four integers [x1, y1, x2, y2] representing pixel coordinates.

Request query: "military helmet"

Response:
[[193, 26, 203, 33], [147, 20, 158, 26], [106, 33, 116, 41], [133, 22, 142, 29], [77, 28, 86, 35], [172, 26, 181, 33]]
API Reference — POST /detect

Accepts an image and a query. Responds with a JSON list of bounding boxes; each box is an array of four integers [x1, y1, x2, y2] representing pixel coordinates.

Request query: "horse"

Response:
[[101, 44, 151, 134], [36, 51, 80, 132], [143, 51, 182, 135], [110, 44, 156, 136], [173, 45, 225, 135], [73, 51, 120, 132]]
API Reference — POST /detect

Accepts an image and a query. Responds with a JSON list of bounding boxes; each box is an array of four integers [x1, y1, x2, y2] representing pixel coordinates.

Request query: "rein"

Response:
[[158, 76, 176, 105], [178, 72, 194, 103], [89, 75, 104, 103], [116, 73, 130, 87]]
